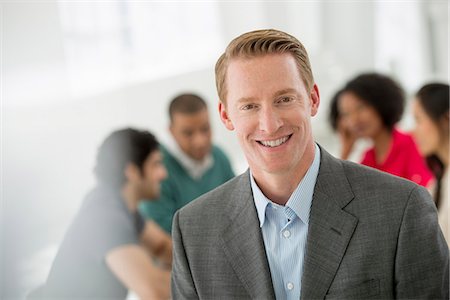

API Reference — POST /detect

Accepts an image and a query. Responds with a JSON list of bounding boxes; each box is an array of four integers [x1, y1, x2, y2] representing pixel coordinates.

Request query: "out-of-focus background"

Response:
[[1, 1, 448, 299]]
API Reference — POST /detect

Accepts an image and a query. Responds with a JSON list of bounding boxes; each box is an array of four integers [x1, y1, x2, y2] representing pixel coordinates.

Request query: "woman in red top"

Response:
[[329, 73, 433, 187]]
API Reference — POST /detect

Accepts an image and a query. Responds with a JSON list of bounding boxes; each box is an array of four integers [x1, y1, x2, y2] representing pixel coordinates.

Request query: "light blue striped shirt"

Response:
[[250, 144, 320, 300]]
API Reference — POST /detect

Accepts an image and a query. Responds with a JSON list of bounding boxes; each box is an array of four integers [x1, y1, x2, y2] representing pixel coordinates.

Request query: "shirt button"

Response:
[[287, 282, 294, 290], [283, 230, 291, 238]]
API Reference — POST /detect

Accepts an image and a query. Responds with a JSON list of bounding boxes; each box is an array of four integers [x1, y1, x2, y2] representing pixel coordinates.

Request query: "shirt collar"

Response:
[[164, 135, 214, 180], [251, 144, 321, 227]]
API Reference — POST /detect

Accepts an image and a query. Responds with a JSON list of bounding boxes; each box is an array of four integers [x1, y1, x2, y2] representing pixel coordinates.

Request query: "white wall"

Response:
[[1, 1, 448, 298]]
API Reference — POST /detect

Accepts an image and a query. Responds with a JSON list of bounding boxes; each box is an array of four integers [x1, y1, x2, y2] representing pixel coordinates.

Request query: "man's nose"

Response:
[[192, 132, 210, 148], [259, 106, 283, 134]]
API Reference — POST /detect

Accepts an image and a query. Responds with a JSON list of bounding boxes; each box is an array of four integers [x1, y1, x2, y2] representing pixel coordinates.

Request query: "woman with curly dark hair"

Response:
[[412, 82, 449, 245], [329, 73, 433, 187]]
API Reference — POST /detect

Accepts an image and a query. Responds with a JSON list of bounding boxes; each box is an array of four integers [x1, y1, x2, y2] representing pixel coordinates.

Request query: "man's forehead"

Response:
[[171, 109, 210, 126], [224, 54, 304, 103]]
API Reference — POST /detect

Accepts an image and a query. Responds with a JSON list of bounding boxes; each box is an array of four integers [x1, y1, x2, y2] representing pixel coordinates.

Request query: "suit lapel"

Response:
[[220, 171, 276, 299], [301, 149, 359, 299], [218, 149, 358, 299]]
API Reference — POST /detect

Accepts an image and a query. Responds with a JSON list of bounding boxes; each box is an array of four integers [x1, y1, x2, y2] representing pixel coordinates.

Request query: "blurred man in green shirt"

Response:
[[139, 93, 235, 233]]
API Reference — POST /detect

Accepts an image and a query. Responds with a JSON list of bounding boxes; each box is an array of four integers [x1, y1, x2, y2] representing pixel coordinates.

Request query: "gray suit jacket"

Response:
[[172, 148, 449, 299]]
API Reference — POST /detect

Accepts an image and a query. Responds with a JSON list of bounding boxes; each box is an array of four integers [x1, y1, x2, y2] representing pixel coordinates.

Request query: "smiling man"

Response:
[[171, 29, 449, 299]]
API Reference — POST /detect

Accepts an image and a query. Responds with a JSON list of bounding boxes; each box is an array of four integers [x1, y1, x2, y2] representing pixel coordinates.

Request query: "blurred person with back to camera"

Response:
[[328, 73, 433, 187], [42, 128, 172, 300], [139, 93, 235, 234], [412, 82, 449, 247], [171, 29, 448, 299]]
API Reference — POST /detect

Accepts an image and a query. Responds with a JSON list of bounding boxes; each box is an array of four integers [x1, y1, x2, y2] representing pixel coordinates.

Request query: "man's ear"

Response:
[[218, 101, 235, 131], [124, 163, 140, 182], [310, 84, 320, 117]]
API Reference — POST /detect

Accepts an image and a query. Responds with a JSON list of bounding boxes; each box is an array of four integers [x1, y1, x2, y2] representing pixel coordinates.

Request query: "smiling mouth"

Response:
[[257, 134, 292, 148]]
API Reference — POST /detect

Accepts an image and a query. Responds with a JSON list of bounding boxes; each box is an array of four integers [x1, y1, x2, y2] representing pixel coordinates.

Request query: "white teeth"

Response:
[[260, 136, 289, 147]]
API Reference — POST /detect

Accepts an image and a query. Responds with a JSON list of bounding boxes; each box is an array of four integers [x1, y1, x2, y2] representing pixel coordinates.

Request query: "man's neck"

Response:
[[251, 144, 316, 205], [165, 137, 213, 180]]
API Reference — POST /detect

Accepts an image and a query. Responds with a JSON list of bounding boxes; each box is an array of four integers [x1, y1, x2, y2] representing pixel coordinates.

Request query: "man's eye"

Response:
[[241, 104, 256, 110], [278, 96, 293, 104]]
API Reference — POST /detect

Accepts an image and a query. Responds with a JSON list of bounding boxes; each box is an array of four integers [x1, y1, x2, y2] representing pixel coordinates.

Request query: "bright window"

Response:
[[58, 2, 223, 97]]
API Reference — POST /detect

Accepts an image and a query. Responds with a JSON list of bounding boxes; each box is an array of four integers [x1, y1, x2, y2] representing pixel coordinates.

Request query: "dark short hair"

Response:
[[94, 128, 159, 188], [329, 73, 405, 131], [168, 93, 207, 122]]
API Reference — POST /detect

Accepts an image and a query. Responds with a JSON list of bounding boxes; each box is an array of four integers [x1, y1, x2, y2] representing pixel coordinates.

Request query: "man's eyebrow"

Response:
[[235, 89, 298, 104], [236, 97, 256, 105], [273, 88, 298, 98]]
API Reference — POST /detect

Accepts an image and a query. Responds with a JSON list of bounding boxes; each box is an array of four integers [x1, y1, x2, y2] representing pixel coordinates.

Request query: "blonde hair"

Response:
[[215, 29, 314, 104]]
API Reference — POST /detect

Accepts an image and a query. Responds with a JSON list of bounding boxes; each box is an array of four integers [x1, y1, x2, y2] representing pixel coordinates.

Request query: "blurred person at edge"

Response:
[[328, 73, 433, 187], [139, 93, 235, 234], [412, 83, 450, 247], [42, 128, 172, 300], [171, 29, 448, 299]]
